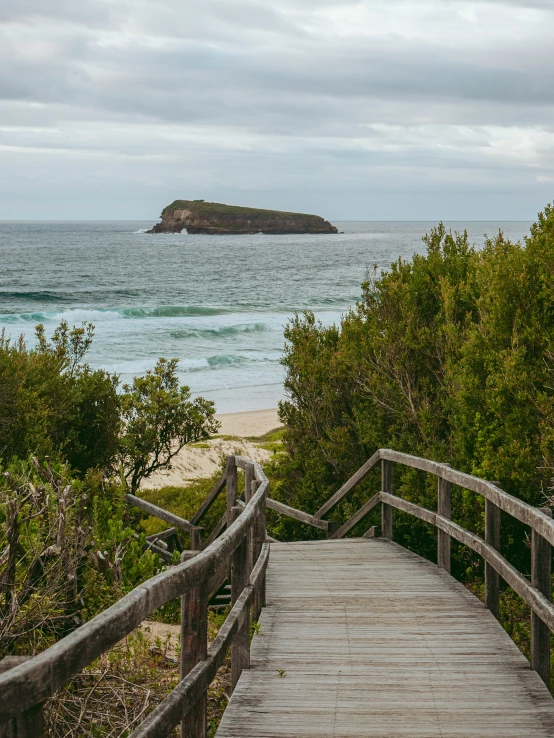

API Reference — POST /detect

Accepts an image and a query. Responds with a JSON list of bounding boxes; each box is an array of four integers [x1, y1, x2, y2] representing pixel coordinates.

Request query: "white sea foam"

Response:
[[0, 308, 124, 324]]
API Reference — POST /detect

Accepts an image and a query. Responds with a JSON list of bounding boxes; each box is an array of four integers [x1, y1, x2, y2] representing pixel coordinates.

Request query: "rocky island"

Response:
[[147, 199, 338, 235]]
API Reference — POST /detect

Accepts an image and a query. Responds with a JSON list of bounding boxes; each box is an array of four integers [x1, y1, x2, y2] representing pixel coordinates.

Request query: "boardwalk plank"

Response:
[[216, 539, 554, 737]]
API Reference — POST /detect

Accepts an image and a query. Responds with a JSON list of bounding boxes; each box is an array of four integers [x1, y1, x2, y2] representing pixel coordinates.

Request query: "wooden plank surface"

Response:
[[216, 538, 554, 737]]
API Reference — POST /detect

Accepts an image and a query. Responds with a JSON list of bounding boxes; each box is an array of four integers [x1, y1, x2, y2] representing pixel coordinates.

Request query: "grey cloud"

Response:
[[0, 0, 120, 27], [0, 0, 553, 220]]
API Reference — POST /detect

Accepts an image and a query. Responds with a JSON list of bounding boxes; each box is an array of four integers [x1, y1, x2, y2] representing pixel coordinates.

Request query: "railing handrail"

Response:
[[126, 493, 201, 534], [130, 541, 270, 738], [0, 457, 269, 724], [316, 448, 554, 545], [375, 490, 554, 630], [378, 448, 554, 545]]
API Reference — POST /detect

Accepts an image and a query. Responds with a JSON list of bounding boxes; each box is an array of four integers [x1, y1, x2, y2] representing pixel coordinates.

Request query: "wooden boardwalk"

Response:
[[216, 538, 554, 737]]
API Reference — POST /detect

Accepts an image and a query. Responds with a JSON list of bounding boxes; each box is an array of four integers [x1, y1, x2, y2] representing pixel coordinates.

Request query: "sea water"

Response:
[[0, 220, 532, 413]]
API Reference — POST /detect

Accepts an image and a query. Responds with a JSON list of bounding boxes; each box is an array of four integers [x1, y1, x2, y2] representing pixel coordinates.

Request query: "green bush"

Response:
[[0, 459, 162, 656], [0, 322, 218, 487], [0, 323, 120, 474], [273, 204, 554, 577], [0, 319, 220, 652], [119, 359, 219, 493]]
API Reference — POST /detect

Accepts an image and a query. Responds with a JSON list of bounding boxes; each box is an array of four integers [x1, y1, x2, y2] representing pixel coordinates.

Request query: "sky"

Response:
[[1, 0, 553, 221]]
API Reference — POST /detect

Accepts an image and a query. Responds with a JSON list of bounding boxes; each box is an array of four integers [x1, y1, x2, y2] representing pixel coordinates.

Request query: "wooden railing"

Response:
[[0, 455, 275, 738], [3, 447, 553, 735], [314, 448, 554, 688]]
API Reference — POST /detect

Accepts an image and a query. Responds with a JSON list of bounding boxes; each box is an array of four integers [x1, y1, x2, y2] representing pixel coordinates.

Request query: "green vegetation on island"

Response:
[[148, 199, 338, 234]]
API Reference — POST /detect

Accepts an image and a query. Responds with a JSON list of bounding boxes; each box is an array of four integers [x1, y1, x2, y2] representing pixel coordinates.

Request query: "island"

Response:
[[147, 200, 338, 235]]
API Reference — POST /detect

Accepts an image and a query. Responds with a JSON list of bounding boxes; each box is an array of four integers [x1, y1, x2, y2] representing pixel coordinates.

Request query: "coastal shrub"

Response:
[[0, 322, 120, 474], [273, 204, 554, 576], [0, 319, 220, 652], [0, 458, 161, 657], [0, 323, 219, 490], [119, 359, 219, 493]]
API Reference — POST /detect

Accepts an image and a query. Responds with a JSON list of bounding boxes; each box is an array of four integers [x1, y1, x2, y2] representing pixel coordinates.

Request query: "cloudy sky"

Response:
[[1, 0, 553, 220]]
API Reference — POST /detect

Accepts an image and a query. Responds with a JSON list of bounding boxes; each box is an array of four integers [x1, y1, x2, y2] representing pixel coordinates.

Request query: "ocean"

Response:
[[0, 220, 532, 414]]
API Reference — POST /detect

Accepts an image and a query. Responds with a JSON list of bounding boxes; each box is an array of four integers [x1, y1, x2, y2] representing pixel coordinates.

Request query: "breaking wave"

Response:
[[103, 352, 280, 376], [169, 322, 268, 339], [0, 305, 230, 324], [0, 291, 61, 303]]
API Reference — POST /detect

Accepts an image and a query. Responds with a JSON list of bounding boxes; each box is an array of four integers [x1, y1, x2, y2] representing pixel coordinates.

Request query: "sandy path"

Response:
[[139, 621, 180, 657]]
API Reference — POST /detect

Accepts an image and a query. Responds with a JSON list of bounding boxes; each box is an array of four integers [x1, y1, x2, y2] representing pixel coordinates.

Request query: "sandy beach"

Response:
[[141, 407, 281, 489], [216, 407, 280, 437]]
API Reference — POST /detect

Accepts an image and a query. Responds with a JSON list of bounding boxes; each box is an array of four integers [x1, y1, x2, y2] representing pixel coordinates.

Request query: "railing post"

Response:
[[225, 455, 239, 584], [180, 551, 208, 738], [531, 507, 552, 687], [230, 506, 251, 691], [252, 479, 265, 621], [244, 464, 255, 579], [226, 456, 238, 527], [437, 467, 451, 573], [485, 485, 501, 619], [244, 464, 255, 503], [327, 521, 339, 539], [190, 526, 202, 551], [0, 657, 44, 738], [381, 459, 393, 539]]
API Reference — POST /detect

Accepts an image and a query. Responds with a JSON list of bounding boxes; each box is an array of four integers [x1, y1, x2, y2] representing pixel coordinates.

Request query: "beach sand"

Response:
[[216, 407, 280, 437], [141, 407, 281, 489]]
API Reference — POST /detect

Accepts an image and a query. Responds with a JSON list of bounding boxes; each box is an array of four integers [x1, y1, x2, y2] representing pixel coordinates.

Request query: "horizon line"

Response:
[[0, 218, 534, 223]]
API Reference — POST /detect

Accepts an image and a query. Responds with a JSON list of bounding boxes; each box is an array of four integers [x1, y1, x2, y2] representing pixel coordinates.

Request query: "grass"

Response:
[[162, 200, 321, 220], [138, 472, 226, 538], [246, 427, 285, 455]]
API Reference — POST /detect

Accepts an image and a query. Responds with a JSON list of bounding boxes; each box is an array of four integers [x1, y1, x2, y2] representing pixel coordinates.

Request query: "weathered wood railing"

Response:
[[0, 455, 277, 738], [314, 448, 554, 688], [4, 446, 553, 735]]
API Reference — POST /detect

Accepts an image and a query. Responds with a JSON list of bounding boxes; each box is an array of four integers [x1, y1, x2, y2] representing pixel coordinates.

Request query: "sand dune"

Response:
[[141, 408, 281, 489]]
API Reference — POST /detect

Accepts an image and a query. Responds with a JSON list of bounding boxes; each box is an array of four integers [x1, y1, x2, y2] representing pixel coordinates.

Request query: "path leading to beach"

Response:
[[141, 408, 281, 489]]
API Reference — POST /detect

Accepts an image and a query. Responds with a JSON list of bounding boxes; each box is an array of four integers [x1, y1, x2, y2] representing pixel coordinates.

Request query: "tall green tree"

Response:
[[119, 358, 218, 493]]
